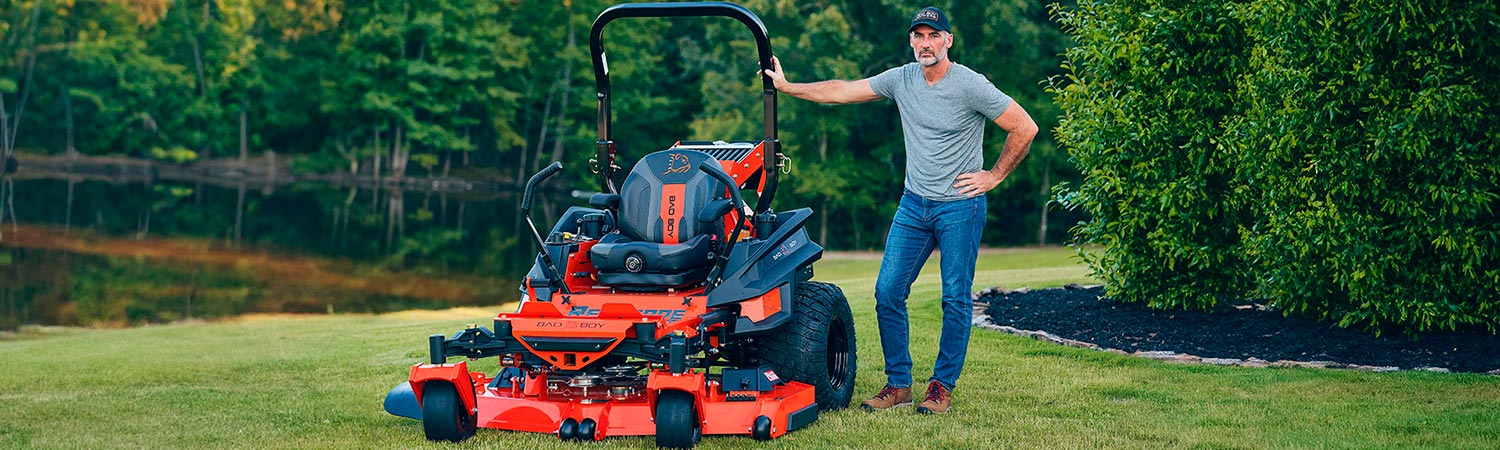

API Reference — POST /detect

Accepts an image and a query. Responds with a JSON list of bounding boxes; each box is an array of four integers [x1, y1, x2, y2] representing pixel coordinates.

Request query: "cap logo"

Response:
[[915, 10, 940, 21]]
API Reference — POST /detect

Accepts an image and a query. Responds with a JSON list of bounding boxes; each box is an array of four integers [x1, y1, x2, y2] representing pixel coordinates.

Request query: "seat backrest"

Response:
[[616, 150, 724, 244]]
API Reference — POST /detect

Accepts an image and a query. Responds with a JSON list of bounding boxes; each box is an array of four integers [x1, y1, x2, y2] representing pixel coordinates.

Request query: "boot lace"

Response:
[[874, 385, 902, 400], [924, 382, 949, 403]]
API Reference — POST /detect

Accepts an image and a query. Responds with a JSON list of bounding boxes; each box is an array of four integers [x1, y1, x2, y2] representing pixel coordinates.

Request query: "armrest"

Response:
[[697, 198, 735, 224], [589, 193, 621, 209]]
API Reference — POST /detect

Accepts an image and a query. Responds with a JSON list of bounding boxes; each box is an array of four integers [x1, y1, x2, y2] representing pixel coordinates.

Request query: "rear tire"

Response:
[[421, 381, 476, 442], [752, 281, 857, 410], [655, 390, 701, 449]]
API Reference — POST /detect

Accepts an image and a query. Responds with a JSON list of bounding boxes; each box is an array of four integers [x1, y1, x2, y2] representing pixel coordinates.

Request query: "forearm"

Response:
[[989, 126, 1036, 180], [779, 79, 870, 105]]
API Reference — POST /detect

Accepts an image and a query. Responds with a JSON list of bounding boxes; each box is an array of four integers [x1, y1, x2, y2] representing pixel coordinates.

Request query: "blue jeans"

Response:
[[874, 190, 986, 391]]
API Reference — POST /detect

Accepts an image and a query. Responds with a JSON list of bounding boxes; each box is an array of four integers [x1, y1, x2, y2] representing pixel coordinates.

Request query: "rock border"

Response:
[[971, 286, 1499, 376]]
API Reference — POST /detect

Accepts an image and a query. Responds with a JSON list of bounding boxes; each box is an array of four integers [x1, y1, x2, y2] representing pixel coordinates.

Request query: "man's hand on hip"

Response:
[[953, 170, 1004, 198]]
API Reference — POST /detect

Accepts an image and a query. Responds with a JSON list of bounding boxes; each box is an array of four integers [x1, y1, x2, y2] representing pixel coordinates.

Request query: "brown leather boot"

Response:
[[915, 381, 951, 414], [859, 385, 912, 411]]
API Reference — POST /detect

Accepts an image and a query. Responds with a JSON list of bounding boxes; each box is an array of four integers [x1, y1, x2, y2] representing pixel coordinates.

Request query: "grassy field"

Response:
[[2, 247, 1497, 449]]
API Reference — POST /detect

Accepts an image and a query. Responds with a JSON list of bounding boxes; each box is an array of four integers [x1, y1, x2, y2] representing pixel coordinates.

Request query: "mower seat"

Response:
[[590, 150, 728, 289]]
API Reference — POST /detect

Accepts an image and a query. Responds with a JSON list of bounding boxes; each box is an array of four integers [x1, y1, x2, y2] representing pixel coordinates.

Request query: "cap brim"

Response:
[[908, 20, 949, 33]]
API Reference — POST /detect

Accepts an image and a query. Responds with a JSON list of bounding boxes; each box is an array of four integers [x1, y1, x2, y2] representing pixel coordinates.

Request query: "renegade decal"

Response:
[[568, 306, 687, 322]]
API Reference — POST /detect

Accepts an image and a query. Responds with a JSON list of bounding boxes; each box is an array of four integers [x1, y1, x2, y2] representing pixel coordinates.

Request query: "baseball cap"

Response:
[[908, 6, 951, 33]]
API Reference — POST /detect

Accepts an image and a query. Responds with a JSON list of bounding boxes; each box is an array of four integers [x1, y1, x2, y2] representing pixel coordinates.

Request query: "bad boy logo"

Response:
[[662, 153, 691, 175]]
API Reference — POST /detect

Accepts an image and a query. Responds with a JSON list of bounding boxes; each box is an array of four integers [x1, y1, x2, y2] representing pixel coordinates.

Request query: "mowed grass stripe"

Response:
[[2, 248, 1497, 449]]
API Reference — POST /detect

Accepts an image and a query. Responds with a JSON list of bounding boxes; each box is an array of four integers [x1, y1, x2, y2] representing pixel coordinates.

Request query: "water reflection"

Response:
[[1, 175, 574, 329]]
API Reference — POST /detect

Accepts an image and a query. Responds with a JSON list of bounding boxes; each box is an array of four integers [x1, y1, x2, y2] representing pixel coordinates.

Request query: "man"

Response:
[[762, 6, 1037, 414]]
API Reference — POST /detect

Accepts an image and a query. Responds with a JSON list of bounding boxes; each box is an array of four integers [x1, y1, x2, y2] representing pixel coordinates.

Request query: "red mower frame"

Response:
[[382, 3, 856, 448]]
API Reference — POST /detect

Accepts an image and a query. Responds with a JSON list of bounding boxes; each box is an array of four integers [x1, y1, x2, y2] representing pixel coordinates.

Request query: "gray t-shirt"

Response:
[[870, 62, 1012, 201]]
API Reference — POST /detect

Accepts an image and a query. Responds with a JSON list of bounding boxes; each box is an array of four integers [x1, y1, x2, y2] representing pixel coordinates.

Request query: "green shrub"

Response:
[[1053, 0, 1500, 335], [1229, 0, 1500, 334], [1051, 0, 1255, 311]]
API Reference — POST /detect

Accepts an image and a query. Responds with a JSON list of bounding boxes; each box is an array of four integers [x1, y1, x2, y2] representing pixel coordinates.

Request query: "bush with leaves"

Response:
[[1051, 0, 1255, 311], [1054, 0, 1500, 335], [1228, 0, 1500, 334]]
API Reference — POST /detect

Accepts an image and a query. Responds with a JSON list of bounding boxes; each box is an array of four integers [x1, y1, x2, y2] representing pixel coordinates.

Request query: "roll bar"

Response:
[[589, 2, 781, 210]]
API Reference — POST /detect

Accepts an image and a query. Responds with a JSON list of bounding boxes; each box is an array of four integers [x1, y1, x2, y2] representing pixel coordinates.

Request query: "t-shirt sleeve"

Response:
[[868, 66, 904, 100], [969, 74, 1014, 120]]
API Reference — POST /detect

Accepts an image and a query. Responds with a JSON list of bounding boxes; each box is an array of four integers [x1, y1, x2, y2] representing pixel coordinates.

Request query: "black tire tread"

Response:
[[752, 281, 857, 411], [655, 390, 700, 448], [421, 381, 475, 442]]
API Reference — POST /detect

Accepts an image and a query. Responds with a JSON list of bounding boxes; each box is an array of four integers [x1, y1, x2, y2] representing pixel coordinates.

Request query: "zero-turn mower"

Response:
[[382, 2, 856, 448]]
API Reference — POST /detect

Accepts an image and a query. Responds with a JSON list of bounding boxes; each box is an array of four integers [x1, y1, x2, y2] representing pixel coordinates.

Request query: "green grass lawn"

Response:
[[2, 247, 1497, 449]]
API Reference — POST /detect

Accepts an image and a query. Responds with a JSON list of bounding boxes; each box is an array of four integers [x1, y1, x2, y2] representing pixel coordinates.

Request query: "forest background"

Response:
[[0, 0, 1080, 250]]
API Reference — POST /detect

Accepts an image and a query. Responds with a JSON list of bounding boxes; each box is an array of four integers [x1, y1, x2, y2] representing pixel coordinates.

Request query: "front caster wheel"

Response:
[[421, 382, 475, 442], [655, 390, 701, 448]]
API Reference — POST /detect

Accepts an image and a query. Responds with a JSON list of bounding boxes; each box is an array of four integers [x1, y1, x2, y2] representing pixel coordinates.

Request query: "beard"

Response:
[[916, 51, 941, 67]]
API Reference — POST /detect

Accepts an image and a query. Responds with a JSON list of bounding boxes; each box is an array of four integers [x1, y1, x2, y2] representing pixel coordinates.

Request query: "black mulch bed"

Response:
[[980, 286, 1500, 373]]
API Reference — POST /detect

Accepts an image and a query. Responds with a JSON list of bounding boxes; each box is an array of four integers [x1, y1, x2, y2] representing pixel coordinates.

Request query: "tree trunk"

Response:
[[239, 100, 249, 163], [266, 150, 276, 183], [189, 25, 206, 98], [818, 134, 828, 245], [4, 42, 39, 156], [532, 83, 557, 175], [455, 200, 464, 232], [0, 179, 11, 238], [385, 190, 404, 250], [138, 209, 152, 239], [64, 179, 75, 234], [63, 84, 76, 157], [546, 23, 577, 166], [372, 126, 383, 182], [330, 203, 341, 242], [462, 129, 470, 166], [393, 123, 408, 179], [820, 199, 828, 245], [1, 94, 9, 160], [442, 148, 452, 178], [851, 209, 862, 249], [233, 182, 246, 248], [3, 1, 43, 155], [336, 137, 358, 175], [186, 6, 211, 159], [1037, 161, 1049, 246], [341, 186, 357, 246]]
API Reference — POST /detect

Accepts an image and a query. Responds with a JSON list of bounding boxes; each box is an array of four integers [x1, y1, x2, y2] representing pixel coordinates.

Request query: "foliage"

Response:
[[0, 0, 1080, 249], [1231, 0, 1500, 334], [1051, 0, 1255, 311], [1052, 0, 1500, 334]]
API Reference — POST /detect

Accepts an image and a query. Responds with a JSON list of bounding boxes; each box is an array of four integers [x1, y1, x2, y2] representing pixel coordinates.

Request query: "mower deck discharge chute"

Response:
[[383, 2, 857, 447]]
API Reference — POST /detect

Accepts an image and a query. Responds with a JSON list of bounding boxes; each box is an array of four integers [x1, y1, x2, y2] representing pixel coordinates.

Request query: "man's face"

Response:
[[909, 25, 951, 67]]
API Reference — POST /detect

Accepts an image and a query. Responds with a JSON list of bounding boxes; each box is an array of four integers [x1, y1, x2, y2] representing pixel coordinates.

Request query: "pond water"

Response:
[[0, 175, 584, 329]]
